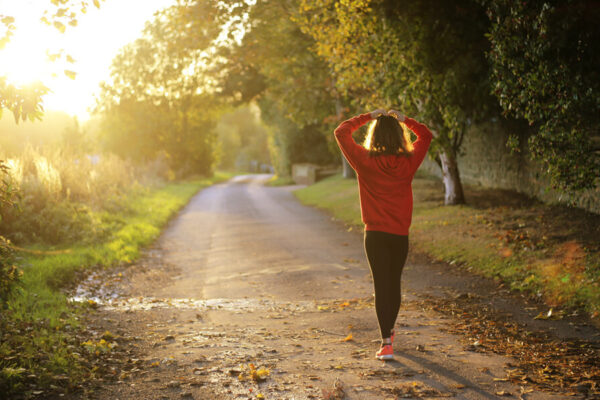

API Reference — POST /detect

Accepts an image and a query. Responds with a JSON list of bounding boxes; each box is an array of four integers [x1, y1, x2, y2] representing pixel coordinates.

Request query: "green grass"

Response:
[[294, 174, 600, 317], [295, 175, 361, 225], [0, 171, 232, 396], [264, 175, 296, 187]]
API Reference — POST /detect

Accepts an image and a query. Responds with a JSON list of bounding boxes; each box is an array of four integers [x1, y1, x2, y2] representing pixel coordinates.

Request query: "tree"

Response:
[[215, 105, 270, 171], [215, 0, 342, 177], [95, 2, 223, 176], [482, 0, 600, 193], [296, 0, 497, 204]]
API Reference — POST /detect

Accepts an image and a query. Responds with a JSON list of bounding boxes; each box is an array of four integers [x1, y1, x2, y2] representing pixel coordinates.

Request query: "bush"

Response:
[[0, 236, 21, 305], [483, 0, 600, 193], [0, 147, 167, 246]]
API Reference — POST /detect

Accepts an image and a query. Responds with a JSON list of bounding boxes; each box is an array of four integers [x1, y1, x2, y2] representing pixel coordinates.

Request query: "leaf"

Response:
[[93, 0, 101, 8], [343, 333, 353, 342], [64, 70, 77, 80], [53, 21, 66, 33]]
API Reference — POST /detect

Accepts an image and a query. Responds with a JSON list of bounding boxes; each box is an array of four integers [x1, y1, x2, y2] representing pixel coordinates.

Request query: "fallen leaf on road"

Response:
[[388, 381, 452, 398], [322, 378, 345, 400], [343, 333, 353, 342], [238, 363, 270, 382]]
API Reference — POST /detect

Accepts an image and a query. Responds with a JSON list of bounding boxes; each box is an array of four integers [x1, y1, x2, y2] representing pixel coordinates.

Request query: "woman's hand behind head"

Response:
[[370, 109, 387, 119], [388, 109, 406, 122]]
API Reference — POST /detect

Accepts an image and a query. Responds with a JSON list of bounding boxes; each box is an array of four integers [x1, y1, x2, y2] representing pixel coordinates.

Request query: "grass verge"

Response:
[[295, 173, 600, 317], [264, 175, 296, 187], [0, 172, 232, 397]]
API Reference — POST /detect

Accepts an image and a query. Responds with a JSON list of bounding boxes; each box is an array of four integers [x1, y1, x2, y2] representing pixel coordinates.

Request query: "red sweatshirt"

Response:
[[334, 113, 433, 236]]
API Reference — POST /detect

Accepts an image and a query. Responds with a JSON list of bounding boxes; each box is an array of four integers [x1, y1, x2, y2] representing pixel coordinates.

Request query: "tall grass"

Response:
[[0, 146, 170, 244]]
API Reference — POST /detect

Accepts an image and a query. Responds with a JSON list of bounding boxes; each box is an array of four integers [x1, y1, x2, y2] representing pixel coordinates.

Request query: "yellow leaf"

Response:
[[53, 21, 66, 33], [254, 366, 270, 381], [64, 70, 77, 80], [343, 333, 353, 342], [93, 0, 101, 8]]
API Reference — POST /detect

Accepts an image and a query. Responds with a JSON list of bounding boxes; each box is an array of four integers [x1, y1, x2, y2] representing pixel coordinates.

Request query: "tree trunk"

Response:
[[438, 149, 465, 205], [334, 96, 355, 179], [341, 152, 355, 179]]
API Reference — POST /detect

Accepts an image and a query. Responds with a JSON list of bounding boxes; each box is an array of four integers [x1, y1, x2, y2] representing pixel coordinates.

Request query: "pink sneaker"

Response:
[[376, 344, 394, 360]]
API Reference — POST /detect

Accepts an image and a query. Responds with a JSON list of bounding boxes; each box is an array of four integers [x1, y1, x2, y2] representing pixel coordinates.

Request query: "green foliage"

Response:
[[0, 77, 48, 124], [0, 146, 166, 246], [215, 105, 270, 171], [95, 2, 223, 177], [295, 0, 497, 203], [0, 236, 21, 304], [0, 161, 21, 305], [3, 201, 112, 245], [258, 97, 336, 176], [215, 0, 339, 176], [483, 0, 600, 192]]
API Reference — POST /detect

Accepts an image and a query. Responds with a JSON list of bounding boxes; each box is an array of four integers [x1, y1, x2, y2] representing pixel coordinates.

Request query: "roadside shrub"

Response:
[[0, 147, 168, 246], [0, 236, 21, 305]]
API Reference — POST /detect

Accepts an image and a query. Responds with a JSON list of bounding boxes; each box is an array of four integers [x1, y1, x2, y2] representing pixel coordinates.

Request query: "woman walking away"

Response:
[[334, 108, 433, 360]]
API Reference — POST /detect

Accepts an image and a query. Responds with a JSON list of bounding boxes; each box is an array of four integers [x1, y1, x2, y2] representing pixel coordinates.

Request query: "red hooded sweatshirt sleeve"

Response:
[[334, 113, 433, 235]]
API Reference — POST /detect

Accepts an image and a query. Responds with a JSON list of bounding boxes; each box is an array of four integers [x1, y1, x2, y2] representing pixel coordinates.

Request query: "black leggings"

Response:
[[364, 230, 409, 339]]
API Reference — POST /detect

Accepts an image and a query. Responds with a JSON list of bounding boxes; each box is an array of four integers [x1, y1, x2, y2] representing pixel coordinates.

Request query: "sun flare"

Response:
[[0, 0, 176, 121]]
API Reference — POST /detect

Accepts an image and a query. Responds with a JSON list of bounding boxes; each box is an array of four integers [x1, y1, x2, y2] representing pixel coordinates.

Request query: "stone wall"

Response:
[[419, 121, 600, 214]]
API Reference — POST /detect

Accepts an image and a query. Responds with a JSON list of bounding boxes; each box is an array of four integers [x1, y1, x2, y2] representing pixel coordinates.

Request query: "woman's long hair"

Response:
[[363, 115, 413, 157]]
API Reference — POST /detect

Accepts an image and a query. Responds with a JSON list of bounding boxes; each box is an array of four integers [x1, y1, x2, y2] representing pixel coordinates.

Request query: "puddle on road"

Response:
[[71, 295, 316, 313]]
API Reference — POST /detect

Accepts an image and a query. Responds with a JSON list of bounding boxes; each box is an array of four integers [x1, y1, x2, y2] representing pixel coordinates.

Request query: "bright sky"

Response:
[[0, 0, 177, 121]]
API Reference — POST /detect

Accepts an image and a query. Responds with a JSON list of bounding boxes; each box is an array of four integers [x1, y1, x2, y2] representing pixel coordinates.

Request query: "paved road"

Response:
[[89, 174, 579, 399]]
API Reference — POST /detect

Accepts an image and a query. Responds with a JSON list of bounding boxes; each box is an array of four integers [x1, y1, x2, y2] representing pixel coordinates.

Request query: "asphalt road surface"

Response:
[[85, 174, 590, 399]]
